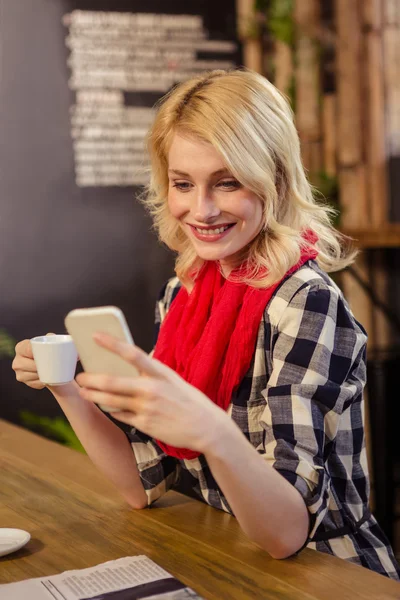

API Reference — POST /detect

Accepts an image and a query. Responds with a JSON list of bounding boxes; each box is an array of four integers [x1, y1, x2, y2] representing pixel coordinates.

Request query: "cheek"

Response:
[[233, 196, 263, 226], [253, 201, 264, 227], [167, 190, 188, 219]]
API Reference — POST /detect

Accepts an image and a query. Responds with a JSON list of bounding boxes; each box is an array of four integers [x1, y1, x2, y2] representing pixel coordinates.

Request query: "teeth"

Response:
[[195, 225, 230, 235]]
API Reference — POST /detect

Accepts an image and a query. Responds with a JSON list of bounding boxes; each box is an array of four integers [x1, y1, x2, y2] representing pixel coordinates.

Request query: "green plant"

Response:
[[0, 329, 16, 358], [313, 171, 338, 197], [255, 0, 294, 47], [20, 410, 85, 453], [268, 0, 294, 47]]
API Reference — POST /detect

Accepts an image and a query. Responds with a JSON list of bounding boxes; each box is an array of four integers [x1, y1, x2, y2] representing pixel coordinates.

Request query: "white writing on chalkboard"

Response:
[[63, 10, 238, 188]]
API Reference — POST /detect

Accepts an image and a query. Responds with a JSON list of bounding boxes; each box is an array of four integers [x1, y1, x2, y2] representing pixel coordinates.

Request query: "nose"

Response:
[[193, 188, 221, 223]]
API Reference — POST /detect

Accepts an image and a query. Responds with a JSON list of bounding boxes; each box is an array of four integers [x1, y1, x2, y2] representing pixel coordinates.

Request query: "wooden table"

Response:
[[0, 420, 399, 599]]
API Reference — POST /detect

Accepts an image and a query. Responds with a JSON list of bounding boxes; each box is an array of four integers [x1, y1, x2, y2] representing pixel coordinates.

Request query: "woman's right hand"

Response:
[[12, 335, 54, 390]]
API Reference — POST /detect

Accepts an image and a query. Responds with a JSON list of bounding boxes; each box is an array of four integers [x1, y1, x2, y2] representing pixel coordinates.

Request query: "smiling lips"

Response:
[[188, 222, 236, 241]]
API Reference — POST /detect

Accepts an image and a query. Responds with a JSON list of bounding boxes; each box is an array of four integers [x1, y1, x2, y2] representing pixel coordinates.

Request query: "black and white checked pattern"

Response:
[[126, 261, 400, 580]]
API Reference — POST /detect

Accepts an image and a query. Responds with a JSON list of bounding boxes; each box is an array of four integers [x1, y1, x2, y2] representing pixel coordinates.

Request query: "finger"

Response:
[[15, 339, 33, 359], [79, 387, 145, 412], [15, 371, 40, 383], [14, 333, 56, 360], [12, 357, 38, 373], [29, 380, 46, 390], [108, 410, 138, 428], [110, 410, 140, 427], [93, 333, 172, 379], [76, 372, 156, 397]]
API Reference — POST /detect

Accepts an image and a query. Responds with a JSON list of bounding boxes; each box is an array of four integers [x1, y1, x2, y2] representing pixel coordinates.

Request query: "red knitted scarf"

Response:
[[153, 231, 318, 459]]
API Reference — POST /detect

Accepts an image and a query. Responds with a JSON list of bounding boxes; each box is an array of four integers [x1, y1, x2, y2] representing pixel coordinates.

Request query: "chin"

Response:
[[197, 252, 224, 262], [193, 246, 229, 261]]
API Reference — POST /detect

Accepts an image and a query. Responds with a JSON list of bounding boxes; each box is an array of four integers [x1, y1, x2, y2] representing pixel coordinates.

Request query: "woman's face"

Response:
[[167, 133, 264, 275]]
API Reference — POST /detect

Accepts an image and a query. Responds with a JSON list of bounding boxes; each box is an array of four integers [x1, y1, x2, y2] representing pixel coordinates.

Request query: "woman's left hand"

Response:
[[75, 333, 231, 453]]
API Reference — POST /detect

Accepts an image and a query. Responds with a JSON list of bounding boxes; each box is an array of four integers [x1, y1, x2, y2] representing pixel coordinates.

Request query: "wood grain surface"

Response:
[[0, 419, 399, 599]]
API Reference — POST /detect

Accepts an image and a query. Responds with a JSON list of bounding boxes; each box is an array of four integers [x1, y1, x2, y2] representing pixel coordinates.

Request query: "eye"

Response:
[[217, 179, 241, 190], [171, 181, 192, 191]]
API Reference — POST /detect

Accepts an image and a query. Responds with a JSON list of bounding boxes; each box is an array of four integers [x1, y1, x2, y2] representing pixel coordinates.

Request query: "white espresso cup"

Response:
[[30, 335, 78, 386]]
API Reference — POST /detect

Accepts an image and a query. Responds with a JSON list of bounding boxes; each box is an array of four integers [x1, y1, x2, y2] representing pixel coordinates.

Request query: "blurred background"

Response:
[[0, 0, 399, 557]]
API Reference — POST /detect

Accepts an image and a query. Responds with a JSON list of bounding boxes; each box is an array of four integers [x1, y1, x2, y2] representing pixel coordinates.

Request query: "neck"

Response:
[[219, 261, 232, 278]]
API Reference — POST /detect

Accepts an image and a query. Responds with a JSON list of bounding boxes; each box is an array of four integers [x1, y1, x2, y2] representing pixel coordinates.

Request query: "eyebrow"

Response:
[[168, 168, 232, 177]]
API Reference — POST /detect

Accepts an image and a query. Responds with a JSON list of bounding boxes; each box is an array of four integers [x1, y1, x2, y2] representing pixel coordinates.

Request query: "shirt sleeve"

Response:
[[258, 282, 367, 540], [125, 280, 180, 506], [126, 428, 180, 506]]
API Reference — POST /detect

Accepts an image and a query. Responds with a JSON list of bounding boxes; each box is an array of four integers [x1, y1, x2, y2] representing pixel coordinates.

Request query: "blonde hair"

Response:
[[143, 68, 356, 288]]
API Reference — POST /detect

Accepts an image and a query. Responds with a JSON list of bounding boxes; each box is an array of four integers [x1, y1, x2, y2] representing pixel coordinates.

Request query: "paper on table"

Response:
[[0, 555, 203, 600]]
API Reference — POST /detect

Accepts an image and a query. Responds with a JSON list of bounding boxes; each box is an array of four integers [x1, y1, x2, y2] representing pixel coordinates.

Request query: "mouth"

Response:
[[187, 222, 236, 242]]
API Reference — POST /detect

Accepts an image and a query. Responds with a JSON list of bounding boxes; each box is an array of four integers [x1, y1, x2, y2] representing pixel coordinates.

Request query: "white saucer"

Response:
[[0, 529, 31, 557]]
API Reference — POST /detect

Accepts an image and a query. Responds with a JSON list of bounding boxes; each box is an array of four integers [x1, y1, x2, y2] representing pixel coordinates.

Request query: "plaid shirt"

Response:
[[127, 260, 400, 580]]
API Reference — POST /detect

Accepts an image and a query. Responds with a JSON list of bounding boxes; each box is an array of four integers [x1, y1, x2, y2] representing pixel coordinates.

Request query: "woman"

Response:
[[13, 69, 400, 579]]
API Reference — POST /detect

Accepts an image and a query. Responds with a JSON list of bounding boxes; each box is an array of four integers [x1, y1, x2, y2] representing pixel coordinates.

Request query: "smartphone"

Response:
[[64, 306, 139, 412]]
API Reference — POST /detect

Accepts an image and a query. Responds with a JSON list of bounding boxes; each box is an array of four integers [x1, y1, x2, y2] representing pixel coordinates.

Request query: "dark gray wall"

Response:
[[0, 0, 240, 424]]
